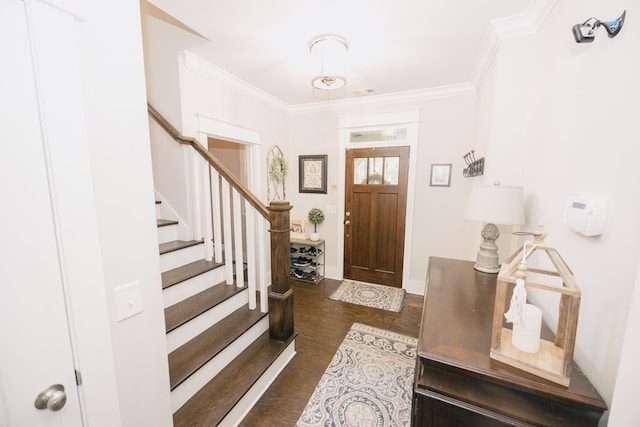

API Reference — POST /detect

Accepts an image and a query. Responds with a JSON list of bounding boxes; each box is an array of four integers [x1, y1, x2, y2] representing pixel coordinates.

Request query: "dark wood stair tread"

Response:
[[165, 282, 246, 333], [157, 218, 179, 227], [173, 331, 294, 427], [168, 306, 267, 390], [159, 239, 204, 255], [162, 258, 224, 290]]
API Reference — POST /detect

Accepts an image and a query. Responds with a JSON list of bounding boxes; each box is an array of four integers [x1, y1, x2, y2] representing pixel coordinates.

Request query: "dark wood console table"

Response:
[[412, 257, 607, 426]]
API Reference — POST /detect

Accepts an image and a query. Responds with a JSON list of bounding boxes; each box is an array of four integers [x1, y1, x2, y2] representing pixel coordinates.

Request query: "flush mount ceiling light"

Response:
[[309, 34, 348, 90]]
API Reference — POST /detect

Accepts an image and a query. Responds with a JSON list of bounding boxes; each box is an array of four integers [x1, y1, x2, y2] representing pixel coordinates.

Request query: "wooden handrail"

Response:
[[147, 104, 270, 221]]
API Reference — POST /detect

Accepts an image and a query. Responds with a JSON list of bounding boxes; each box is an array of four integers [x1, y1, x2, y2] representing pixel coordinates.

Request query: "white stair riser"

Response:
[[157, 224, 178, 244], [170, 316, 270, 413], [160, 244, 204, 272], [166, 290, 249, 353], [220, 342, 296, 427], [162, 267, 226, 308]]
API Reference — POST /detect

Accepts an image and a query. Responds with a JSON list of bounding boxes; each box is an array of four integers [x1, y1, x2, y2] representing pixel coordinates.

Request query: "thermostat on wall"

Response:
[[564, 198, 607, 236]]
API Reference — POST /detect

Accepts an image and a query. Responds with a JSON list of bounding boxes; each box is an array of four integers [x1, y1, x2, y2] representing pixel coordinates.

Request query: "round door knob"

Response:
[[34, 384, 67, 412], [344, 220, 351, 225]]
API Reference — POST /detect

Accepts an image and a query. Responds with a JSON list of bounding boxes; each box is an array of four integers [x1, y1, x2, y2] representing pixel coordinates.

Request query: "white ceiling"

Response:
[[148, 0, 534, 106]]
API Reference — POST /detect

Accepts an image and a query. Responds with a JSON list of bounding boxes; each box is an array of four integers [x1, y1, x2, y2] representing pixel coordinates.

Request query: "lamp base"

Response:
[[474, 263, 501, 274], [474, 223, 501, 274]]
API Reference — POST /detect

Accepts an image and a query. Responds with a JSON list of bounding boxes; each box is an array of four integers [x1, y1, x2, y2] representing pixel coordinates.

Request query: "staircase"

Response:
[[156, 204, 296, 426]]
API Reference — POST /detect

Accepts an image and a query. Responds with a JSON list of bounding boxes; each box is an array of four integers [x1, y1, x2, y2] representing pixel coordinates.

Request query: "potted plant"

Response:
[[307, 207, 325, 241]]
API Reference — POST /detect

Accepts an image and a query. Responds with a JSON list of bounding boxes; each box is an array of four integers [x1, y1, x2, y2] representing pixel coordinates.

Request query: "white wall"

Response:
[[78, 1, 173, 425], [474, 0, 640, 414], [608, 260, 640, 426], [142, 5, 207, 234]]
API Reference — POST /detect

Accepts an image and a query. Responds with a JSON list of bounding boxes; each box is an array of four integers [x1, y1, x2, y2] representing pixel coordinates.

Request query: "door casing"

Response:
[[336, 112, 420, 289]]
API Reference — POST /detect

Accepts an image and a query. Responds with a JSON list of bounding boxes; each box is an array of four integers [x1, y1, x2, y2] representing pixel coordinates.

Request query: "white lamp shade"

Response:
[[464, 184, 525, 225]]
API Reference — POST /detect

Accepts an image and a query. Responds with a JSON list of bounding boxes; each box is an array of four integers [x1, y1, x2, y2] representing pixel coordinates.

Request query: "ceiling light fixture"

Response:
[[309, 34, 348, 90]]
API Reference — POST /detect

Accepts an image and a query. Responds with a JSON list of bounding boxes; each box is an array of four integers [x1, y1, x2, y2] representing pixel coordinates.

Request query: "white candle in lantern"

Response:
[[512, 304, 542, 353]]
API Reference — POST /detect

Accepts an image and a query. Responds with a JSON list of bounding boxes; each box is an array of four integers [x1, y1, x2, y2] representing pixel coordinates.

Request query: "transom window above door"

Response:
[[349, 128, 407, 143], [353, 156, 400, 185]]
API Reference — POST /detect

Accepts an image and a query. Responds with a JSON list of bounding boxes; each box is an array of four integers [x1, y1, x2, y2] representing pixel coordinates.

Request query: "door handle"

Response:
[[34, 384, 66, 412], [344, 220, 351, 225]]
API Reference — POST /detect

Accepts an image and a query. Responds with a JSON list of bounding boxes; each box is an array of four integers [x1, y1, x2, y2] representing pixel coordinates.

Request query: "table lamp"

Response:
[[464, 183, 525, 273]]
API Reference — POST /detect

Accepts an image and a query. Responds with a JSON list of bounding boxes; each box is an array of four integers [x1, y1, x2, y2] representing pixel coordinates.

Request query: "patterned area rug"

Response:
[[296, 323, 417, 427], [329, 280, 405, 312]]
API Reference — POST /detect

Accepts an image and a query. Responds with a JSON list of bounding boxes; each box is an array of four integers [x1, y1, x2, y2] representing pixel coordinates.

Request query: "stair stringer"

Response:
[[170, 315, 269, 413]]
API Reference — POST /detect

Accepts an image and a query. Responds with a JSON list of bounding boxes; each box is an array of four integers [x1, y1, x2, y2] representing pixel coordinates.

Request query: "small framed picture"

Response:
[[299, 155, 327, 194], [430, 163, 452, 187], [290, 219, 306, 239]]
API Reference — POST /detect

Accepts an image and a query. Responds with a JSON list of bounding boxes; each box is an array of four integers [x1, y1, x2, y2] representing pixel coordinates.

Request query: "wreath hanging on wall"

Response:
[[267, 145, 287, 201], [269, 155, 288, 184]]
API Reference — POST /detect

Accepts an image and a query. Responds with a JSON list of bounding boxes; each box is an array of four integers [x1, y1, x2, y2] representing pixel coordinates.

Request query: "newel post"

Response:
[[267, 201, 294, 342]]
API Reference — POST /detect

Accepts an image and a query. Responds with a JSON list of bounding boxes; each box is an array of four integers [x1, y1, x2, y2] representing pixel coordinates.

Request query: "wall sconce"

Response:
[[309, 34, 349, 90], [572, 10, 626, 43]]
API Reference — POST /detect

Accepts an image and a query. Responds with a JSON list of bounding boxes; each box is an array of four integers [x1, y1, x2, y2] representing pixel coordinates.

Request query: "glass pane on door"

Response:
[[353, 158, 368, 184], [384, 157, 399, 185], [368, 157, 383, 184]]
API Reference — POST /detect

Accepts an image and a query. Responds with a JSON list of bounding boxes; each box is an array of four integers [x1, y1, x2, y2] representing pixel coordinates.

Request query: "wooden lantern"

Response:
[[490, 226, 580, 387]]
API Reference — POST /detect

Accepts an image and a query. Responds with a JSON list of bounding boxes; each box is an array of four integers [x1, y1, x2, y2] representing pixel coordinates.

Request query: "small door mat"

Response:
[[329, 280, 405, 312]]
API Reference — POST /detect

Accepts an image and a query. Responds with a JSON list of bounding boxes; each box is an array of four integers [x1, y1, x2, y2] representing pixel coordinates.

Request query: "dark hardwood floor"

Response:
[[240, 277, 424, 426]]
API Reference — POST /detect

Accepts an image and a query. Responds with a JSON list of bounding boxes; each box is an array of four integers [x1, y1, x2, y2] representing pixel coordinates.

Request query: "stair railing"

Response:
[[148, 104, 294, 343]]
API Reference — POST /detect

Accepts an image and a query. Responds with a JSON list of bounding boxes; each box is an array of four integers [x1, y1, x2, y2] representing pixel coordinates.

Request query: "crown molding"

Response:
[[290, 83, 476, 115], [181, 51, 291, 114], [471, 0, 558, 88], [182, 0, 556, 116]]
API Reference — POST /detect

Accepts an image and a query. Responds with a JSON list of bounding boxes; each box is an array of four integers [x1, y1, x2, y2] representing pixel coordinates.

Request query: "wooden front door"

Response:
[[344, 147, 409, 288]]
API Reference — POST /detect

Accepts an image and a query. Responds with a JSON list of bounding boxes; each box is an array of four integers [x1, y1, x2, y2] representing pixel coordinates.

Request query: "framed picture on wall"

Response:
[[290, 219, 306, 239], [430, 163, 452, 187], [299, 155, 327, 194]]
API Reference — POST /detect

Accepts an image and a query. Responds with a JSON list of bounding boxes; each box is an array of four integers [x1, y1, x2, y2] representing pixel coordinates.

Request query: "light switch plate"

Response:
[[115, 281, 142, 322]]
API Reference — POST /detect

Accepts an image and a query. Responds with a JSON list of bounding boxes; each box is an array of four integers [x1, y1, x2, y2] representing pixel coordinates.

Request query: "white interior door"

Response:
[[0, 1, 83, 425]]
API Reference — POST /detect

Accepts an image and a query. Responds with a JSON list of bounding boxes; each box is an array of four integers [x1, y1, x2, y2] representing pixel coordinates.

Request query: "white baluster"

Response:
[[221, 180, 234, 284], [232, 190, 244, 289], [246, 208, 256, 310], [258, 216, 268, 313], [210, 168, 223, 263]]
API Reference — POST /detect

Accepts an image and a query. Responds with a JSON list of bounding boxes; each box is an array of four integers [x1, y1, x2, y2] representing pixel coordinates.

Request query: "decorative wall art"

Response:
[[267, 144, 288, 201], [290, 219, 306, 239], [430, 163, 452, 187], [299, 155, 327, 194]]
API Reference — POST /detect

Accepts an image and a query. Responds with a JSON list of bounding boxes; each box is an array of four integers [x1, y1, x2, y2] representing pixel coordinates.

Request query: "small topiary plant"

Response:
[[307, 208, 325, 233]]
